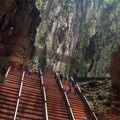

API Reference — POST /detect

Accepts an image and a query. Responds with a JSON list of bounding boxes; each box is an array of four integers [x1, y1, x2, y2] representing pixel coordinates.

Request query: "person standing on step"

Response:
[[54, 72, 60, 84], [28, 65, 32, 75], [59, 74, 63, 81], [63, 78, 70, 92], [81, 113, 87, 120], [69, 75, 76, 92]]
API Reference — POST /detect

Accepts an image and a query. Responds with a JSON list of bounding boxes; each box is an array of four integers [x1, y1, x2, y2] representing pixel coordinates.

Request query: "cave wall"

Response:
[[0, 0, 40, 64], [37, 0, 120, 76], [0, 0, 40, 79]]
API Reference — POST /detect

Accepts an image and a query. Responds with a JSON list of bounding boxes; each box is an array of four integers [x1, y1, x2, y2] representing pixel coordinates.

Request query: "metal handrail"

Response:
[[39, 69, 48, 120], [40, 69, 43, 75], [5, 66, 11, 78], [59, 80, 64, 89], [93, 112, 98, 120], [64, 92, 75, 120], [76, 83, 98, 120], [41, 76, 44, 85], [43, 86, 47, 102], [76, 83, 81, 92], [69, 107, 75, 120], [83, 95, 92, 110], [13, 71, 25, 120], [64, 92, 71, 107], [45, 102, 48, 120]]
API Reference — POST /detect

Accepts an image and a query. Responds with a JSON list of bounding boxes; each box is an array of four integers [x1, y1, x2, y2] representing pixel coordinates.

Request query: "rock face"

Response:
[[0, 0, 40, 79], [37, 0, 120, 76]]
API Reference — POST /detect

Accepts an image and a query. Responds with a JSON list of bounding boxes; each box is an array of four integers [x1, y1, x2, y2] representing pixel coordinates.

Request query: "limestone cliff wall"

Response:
[[37, 0, 120, 76]]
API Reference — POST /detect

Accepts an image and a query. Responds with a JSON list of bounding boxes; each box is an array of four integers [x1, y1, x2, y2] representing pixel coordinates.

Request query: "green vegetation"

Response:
[[38, 55, 46, 69], [38, 32, 47, 45], [36, 0, 44, 9], [29, 57, 39, 66]]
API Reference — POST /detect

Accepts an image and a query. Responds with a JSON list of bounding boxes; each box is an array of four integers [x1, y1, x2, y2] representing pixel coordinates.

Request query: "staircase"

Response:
[[16, 73, 43, 119], [67, 92, 90, 119], [0, 68, 43, 119], [0, 67, 98, 120], [44, 75, 70, 120], [0, 69, 21, 119]]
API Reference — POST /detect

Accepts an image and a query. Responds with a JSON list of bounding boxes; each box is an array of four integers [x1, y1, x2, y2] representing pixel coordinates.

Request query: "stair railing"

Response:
[[13, 71, 25, 120], [58, 79, 75, 120], [5, 66, 11, 78], [39, 69, 48, 120], [76, 83, 98, 120], [64, 91, 75, 120]]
